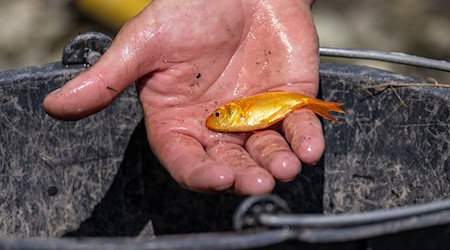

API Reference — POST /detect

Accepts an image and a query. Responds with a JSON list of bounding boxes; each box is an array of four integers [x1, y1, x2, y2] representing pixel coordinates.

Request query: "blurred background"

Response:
[[0, 0, 448, 80]]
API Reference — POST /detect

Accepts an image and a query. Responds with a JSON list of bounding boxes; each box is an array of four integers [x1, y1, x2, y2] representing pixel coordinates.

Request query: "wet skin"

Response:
[[43, 0, 321, 195]]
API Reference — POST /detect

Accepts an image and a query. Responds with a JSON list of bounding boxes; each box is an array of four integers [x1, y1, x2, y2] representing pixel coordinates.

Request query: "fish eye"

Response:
[[214, 111, 221, 117]]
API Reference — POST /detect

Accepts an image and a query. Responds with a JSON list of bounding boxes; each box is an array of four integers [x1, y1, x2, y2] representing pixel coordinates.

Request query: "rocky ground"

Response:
[[0, 0, 448, 80], [313, 0, 450, 81]]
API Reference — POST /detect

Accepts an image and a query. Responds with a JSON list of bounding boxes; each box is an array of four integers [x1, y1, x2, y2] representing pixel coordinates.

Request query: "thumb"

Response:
[[44, 14, 161, 120]]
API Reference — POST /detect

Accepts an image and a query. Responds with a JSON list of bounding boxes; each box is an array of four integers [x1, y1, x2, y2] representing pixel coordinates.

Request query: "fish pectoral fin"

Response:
[[242, 102, 258, 119]]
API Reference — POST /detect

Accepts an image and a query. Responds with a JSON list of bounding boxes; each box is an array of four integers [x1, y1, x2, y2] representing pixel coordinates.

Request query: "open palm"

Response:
[[44, 0, 322, 195]]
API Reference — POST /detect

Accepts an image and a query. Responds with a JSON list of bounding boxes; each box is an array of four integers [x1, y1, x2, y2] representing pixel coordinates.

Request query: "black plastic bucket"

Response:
[[0, 33, 449, 250]]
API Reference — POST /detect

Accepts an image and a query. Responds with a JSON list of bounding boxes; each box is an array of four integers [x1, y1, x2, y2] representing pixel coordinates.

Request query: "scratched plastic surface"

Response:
[[0, 62, 448, 239], [0, 63, 143, 236], [321, 63, 450, 213]]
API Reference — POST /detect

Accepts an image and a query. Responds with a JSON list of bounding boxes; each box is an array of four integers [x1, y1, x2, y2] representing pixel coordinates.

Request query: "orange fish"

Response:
[[206, 91, 344, 132]]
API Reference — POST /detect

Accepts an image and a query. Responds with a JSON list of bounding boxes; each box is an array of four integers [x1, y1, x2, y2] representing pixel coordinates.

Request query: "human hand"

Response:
[[44, 0, 320, 195]]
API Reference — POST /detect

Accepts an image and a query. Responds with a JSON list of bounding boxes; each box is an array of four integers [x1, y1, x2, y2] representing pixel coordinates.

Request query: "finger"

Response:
[[245, 130, 301, 182], [282, 109, 325, 165], [43, 12, 162, 120], [207, 143, 275, 195], [152, 132, 234, 192]]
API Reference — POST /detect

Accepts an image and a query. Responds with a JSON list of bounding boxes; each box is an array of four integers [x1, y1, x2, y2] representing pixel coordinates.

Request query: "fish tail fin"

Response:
[[305, 98, 345, 122]]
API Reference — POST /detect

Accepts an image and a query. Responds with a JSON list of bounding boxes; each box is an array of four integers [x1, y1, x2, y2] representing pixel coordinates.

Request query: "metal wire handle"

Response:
[[258, 197, 450, 228], [319, 47, 450, 72]]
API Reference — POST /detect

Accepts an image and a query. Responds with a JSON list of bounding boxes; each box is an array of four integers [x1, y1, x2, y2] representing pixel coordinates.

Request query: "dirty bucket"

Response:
[[0, 32, 449, 250]]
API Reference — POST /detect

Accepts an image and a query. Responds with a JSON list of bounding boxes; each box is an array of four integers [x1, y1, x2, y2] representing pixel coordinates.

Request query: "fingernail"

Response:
[[49, 87, 62, 95]]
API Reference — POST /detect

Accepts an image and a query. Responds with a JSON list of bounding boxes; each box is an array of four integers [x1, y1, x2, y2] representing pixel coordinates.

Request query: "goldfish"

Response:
[[206, 91, 344, 132]]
